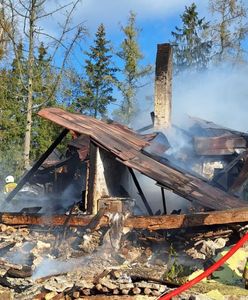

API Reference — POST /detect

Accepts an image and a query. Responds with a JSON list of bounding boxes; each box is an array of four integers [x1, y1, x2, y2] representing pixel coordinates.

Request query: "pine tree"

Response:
[[209, 0, 247, 64], [171, 3, 212, 73], [75, 24, 117, 118], [115, 11, 152, 124]]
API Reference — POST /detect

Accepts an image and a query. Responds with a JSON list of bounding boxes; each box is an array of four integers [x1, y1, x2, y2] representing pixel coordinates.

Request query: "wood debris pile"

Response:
[[0, 217, 246, 299]]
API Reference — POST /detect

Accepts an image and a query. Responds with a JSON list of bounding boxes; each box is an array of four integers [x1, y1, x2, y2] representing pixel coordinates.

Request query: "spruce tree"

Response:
[[75, 24, 117, 118], [115, 11, 152, 125], [31, 43, 60, 160], [171, 3, 212, 73], [0, 43, 26, 177]]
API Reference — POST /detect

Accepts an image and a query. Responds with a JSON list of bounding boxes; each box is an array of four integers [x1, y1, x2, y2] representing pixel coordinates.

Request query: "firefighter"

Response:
[[4, 175, 17, 194]]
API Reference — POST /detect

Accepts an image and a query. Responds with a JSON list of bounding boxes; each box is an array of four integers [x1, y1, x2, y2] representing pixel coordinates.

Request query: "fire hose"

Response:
[[159, 230, 248, 300]]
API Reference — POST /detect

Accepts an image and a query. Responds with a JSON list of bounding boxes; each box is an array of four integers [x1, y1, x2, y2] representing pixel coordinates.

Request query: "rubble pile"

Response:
[[0, 220, 248, 299]]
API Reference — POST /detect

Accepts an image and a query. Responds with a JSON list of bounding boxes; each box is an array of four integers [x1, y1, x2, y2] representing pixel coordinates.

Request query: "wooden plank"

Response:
[[5, 129, 69, 202]]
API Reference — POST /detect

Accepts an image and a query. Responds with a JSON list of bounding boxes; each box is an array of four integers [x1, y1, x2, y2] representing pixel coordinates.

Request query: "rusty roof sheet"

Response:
[[38, 107, 248, 211]]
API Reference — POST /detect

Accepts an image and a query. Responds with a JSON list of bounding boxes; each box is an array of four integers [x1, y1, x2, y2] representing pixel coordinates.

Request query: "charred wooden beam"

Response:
[[2, 208, 248, 230], [128, 168, 153, 216], [161, 187, 167, 215], [5, 129, 69, 203]]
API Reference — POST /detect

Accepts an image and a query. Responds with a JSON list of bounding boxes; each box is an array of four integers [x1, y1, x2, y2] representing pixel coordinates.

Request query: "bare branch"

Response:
[[0, 2, 28, 91], [33, 30, 68, 49], [17, 0, 29, 11], [5, 0, 27, 18], [49, 0, 82, 60], [36, 2, 74, 20], [33, 27, 83, 110]]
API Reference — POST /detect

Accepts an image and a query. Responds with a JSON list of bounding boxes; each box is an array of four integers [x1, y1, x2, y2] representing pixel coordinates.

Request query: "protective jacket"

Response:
[[4, 182, 17, 194]]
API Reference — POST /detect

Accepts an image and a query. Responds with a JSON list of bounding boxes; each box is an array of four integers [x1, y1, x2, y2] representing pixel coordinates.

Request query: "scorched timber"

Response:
[[2, 208, 248, 229], [38, 108, 248, 210]]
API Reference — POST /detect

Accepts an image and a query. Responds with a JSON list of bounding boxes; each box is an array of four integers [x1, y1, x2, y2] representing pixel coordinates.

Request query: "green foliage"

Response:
[[74, 24, 118, 118], [164, 244, 184, 282], [114, 11, 152, 124], [0, 42, 62, 179], [30, 43, 61, 159], [171, 3, 212, 74], [0, 70, 23, 178]]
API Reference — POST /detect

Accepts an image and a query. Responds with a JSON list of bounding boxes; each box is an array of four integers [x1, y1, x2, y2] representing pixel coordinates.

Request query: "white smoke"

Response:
[[129, 64, 248, 214], [173, 65, 248, 132]]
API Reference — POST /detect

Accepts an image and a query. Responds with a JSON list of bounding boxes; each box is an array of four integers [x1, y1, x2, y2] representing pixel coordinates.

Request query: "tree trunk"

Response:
[[24, 0, 35, 169]]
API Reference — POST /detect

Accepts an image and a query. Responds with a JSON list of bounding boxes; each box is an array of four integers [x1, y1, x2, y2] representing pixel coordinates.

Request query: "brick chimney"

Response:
[[154, 43, 172, 130]]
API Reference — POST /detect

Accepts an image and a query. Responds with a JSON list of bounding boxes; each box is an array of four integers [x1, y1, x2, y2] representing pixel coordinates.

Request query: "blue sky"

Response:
[[66, 0, 208, 66], [41, 0, 209, 69], [40, 1, 248, 132]]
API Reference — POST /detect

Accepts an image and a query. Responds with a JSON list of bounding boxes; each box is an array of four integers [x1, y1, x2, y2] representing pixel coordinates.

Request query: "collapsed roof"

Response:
[[38, 107, 248, 211]]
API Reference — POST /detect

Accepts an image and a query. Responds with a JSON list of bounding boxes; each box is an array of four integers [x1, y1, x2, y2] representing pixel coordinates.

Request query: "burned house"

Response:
[[1, 44, 248, 299], [4, 43, 248, 218]]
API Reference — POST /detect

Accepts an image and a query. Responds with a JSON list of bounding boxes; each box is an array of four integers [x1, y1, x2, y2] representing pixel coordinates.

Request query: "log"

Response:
[[72, 291, 80, 299], [124, 207, 248, 230], [144, 288, 152, 295], [81, 288, 91, 296], [1, 207, 248, 230], [0, 213, 95, 227], [132, 287, 141, 295]]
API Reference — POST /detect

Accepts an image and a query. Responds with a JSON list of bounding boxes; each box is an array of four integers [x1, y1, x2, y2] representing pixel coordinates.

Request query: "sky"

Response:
[[40, 0, 208, 68]]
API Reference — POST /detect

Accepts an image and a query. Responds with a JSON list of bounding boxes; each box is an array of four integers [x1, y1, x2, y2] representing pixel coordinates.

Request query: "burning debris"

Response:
[[1, 43, 248, 299]]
